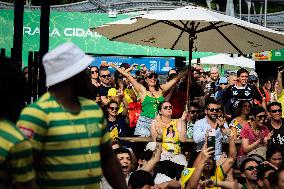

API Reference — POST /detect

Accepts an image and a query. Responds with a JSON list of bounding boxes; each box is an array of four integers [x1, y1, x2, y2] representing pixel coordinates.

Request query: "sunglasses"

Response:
[[245, 166, 259, 171], [220, 83, 228, 85], [163, 106, 172, 110], [270, 109, 282, 113], [257, 115, 267, 120], [109, 107, 119, 111], [207, 108, 221, 112], [91, 70, 98, 74], [147, 73, 158, 79], [101, 74, 111, 78], [190, 110, 198, 114]]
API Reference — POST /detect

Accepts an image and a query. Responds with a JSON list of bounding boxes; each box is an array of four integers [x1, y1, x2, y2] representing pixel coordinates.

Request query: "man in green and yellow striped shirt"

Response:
[[17, 42, 127, 189], [0, 56, 35, 189], [0, 119, 35, 188]]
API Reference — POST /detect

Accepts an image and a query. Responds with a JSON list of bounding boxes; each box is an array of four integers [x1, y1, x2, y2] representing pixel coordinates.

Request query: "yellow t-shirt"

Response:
[[277, 90, 284, 118], [162, 119, 181, 154], [202, 166, 225, 189]]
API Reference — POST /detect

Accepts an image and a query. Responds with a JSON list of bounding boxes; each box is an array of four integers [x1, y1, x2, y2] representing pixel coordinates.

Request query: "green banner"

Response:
[[0, 9, 215, 67], [272, 49, 284, 61]]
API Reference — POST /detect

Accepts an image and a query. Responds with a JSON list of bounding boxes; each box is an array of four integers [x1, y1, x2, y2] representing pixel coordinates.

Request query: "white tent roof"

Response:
[[191, 54, 255, 69]]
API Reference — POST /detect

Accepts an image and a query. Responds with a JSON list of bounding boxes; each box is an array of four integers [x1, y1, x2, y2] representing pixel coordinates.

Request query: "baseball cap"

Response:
[[248, 75, 258, 82], [43, 42, 94, 87], [218, 77, 228, 85]]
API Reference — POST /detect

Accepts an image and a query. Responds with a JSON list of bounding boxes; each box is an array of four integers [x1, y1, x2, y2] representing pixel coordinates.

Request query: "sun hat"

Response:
[[43, 42, 94, 87]]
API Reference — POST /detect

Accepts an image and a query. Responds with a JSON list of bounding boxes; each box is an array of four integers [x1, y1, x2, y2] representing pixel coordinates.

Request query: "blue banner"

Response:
[[90, 56, 175, 75]]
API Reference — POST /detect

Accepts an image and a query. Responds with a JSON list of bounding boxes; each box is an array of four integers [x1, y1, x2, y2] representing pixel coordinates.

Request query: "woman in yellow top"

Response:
[[150, 101, 187, 165]]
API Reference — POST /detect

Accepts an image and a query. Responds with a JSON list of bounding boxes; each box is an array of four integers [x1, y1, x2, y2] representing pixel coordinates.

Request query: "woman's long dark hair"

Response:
[[89, 66, 100, 82], [234, 100, 252, 119], [0, 56, 27, 123]]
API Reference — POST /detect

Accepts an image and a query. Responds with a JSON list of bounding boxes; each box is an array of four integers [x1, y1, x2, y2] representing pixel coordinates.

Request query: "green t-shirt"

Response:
[[140, 95, 164, 118]]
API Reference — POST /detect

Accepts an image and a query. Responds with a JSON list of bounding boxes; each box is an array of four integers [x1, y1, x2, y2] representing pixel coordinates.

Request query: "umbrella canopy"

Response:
[[93, 5, 284, 55], [92, 5, 284, 109], [191, 54, 255, 69]]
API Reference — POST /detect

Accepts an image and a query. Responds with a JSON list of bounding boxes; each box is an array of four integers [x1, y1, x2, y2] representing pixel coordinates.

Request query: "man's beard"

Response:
[[207, 114, 218, 122], [192, 116, 198, 123]]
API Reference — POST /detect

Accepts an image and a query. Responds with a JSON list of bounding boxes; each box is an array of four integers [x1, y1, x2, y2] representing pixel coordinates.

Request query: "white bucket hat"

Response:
[[43, 42, 94, 87]]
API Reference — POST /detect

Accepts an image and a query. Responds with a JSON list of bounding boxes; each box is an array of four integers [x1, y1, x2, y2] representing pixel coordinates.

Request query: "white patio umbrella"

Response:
[[92, 5, 284, 109], [233, 56, 255, 69], [191, 54, 255, 69]]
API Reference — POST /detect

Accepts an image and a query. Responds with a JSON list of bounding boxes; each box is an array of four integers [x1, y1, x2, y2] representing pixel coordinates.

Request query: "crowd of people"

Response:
[[0, 42, 284, 189]]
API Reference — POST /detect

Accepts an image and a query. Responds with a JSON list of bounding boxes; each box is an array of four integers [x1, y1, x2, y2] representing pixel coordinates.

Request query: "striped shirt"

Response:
[[0, 119, 34, 188], [17, 92, 111, 189]]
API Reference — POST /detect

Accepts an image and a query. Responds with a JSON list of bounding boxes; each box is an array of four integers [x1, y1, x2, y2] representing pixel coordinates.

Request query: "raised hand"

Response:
[[217, 116, 226, 128], [181, 111, 188, 121], [203, 179, 215, 188], [200, 143, 215, 163], [108, 62, 116, 68]]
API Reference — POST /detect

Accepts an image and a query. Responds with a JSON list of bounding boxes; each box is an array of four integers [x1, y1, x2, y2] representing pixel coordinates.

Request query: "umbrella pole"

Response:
[[186, 35, 194, 112]]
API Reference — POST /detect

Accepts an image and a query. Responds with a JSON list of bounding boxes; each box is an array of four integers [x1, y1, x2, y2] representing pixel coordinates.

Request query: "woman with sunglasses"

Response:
[[150, 101, 187, 162], [239, 106, 273, 160], [106, 101, 128, 143], [111, 63, 188, 137], [89, 66, 100, 87], [89, 66, 101, 103], [229, 100, 252, 139]]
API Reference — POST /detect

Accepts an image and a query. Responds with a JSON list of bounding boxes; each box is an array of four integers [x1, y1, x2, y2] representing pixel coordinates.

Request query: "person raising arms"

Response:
[[111, 63, 188, 137]]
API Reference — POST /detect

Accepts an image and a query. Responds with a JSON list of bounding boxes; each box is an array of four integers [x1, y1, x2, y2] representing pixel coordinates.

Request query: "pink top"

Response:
[[239, 123, 270, 157]]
